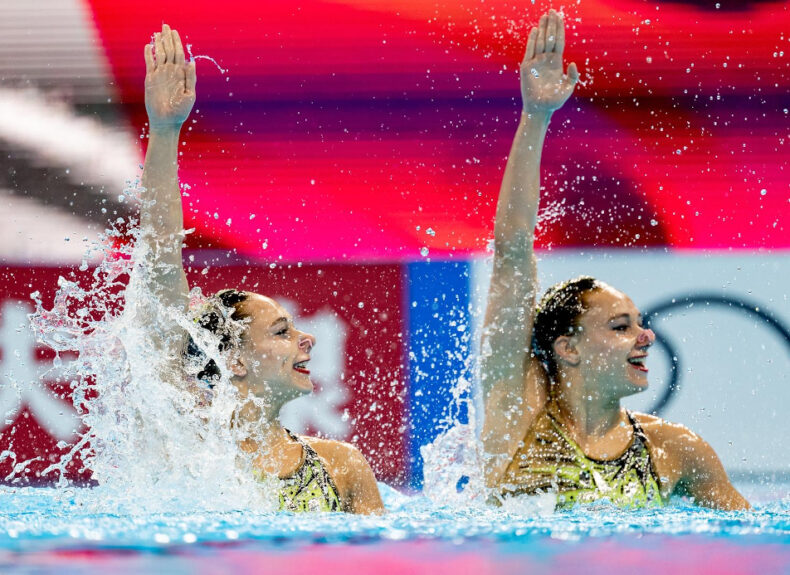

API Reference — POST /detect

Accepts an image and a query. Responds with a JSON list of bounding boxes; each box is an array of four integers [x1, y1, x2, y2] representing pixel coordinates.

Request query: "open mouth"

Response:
[[627, 356, 648, 373], [293, 360, 310, 375]]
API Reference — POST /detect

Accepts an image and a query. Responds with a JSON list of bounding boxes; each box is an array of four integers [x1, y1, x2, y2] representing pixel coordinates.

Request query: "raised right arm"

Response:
[[137, 24, 196, 361], [480, 10, 578, 487]]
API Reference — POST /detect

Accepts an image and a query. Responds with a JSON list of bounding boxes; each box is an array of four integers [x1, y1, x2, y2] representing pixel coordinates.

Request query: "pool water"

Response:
[[1, 482, 788, 574]]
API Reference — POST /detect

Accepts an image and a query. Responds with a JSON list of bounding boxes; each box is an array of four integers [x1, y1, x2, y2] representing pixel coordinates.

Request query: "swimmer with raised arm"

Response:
[[480, 10, 748, 511], [139, 24, 384, 514]]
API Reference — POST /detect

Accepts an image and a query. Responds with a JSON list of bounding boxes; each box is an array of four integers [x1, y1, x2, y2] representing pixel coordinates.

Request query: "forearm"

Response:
[[493, 110, 550, 256], [141, 127, 185, 248], [673, 435, 751, 511], [481, 110, 550, 399], [138, 126, 189, 309], [681, 465, 751, 511]]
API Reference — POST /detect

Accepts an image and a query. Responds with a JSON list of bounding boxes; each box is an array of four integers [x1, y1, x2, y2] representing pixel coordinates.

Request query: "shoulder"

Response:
[[301, 436, 384, 514], [630, 413, 748, 510], [300, 437, 373, 479], [631, 412, 720, 464], [632, 412, 703, 444]]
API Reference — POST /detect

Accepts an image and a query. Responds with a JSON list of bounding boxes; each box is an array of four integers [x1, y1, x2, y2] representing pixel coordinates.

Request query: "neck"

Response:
[[551, 370, 624, 437], [233, 393, 289, 454], [237, 413, 290, 454]]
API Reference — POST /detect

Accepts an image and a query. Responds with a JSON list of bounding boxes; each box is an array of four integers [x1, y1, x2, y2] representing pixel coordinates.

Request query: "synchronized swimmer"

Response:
[[136, 12, 748, 513], [480, 10, 748, 510], [141, 24, 384, 514]]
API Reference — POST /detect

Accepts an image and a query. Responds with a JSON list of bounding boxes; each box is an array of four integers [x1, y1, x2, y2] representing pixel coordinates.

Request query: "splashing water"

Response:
[[185, 44, 227, 74], [23, 181, 276, 515], [420, 333, 487, 506], [421, 195, 576, 507], [535, 198, 568, 234]]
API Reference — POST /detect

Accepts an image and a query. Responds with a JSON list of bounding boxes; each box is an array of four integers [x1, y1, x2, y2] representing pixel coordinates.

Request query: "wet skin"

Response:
[[565, 286, 656, 401], [231, 294, 316, 403]]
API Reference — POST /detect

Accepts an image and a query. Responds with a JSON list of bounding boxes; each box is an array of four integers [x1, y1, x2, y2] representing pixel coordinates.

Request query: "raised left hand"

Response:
[[144, 24, 196, 130]]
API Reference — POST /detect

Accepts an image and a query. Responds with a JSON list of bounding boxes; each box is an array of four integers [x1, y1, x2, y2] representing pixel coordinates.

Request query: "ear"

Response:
[[228, 354, 248, 378], [552, 335, 580, 367]]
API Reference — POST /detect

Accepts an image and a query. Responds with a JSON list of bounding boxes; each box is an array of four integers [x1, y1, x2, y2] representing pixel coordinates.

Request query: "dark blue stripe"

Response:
[[405, 260, 472, 488]]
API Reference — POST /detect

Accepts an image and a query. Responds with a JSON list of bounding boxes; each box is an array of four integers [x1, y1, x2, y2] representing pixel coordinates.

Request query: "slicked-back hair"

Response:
[[186, 289, 251, 385], [531, 276, 602, 380]]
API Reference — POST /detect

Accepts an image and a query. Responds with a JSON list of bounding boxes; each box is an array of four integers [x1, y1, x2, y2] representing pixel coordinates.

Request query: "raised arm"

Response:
[[480, 10, 578, 486], [137, 24, 196, 359]]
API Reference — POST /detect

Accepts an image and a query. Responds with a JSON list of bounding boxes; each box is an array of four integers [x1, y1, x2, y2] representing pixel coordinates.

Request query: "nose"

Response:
[[637, 327, 655, 347], [298, 332, 315, 353]]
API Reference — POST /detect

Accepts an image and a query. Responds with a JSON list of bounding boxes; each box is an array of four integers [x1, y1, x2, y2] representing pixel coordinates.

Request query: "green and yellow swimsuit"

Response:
[[500, 409, 663, 510], [257, 430, 342, 513]]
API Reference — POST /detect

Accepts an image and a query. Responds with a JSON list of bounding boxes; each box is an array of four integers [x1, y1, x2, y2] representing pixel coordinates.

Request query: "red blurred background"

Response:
[[89, 0, 788, 259]]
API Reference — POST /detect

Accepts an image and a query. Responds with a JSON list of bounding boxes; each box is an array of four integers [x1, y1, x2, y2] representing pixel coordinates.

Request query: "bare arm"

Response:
[[345, 447, 386, 515], [639, 416, 750, 511], [675, 434, 750, 511], [313, 440, 385, 514], [137, 24, 196, 362], [481, 10, 579, 486]]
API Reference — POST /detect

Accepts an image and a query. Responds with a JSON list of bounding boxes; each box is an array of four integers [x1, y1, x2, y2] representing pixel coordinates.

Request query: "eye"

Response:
[[612, 324, 629, 331], [275, 325, 289, 336]]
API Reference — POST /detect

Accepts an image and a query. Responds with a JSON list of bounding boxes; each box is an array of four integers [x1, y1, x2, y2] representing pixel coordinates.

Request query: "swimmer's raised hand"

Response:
[[520, 10, 579, 115], [144, 24, 196, 130]]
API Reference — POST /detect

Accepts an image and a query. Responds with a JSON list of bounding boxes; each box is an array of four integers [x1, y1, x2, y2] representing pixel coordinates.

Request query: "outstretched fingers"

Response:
[[535, 14, 548, 54], [172, 30, 186, 65], [555, 12, 566, 55], [185, 61, 197, 94], [545, 10, 558, 53], [144, 43, 155, 74], [566, 62, 579, 84], [524, 27, 538, 62], [154, 32, 165, 66], [162, 24, 175, 64]]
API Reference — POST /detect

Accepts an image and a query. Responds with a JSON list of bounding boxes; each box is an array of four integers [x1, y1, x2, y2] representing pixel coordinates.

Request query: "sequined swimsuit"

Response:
[[262, 430, 342, 513], [500, 410, 663, 509]]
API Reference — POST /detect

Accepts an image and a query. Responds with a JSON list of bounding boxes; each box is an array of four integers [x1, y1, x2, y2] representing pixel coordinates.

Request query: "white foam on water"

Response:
[[23, 182, 278, 515]]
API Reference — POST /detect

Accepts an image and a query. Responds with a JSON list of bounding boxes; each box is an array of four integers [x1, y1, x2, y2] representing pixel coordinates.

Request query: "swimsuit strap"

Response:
[[624, 411, 663, 489], [626, 410, 649, 444], [280, 429, 342, 512]]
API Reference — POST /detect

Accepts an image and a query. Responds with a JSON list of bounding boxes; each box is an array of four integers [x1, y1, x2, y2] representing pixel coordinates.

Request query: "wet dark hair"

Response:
[[186, 289, 251, 384], [531, 276, 603, 380]]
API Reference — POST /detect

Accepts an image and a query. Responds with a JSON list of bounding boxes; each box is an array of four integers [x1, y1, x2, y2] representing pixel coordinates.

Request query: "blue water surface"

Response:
[[1, 482, 788, 574]]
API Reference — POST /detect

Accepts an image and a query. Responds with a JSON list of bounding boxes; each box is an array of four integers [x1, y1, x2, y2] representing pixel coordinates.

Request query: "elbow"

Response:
[[494, 229, 534, 258]]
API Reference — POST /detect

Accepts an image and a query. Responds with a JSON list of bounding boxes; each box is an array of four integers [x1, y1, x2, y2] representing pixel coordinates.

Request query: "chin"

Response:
[[624, 376, 649, 394], [292, 375, 314, 395]]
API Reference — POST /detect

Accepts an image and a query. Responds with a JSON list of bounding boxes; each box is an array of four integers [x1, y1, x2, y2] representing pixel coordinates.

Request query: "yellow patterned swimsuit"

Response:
[[500, 410, 663, 510], [264, 430, 342, 513]]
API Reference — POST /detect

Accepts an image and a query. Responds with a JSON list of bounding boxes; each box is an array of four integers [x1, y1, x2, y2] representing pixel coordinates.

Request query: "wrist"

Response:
[[148, 123, 184, 137], [520, 108, 553, 126]]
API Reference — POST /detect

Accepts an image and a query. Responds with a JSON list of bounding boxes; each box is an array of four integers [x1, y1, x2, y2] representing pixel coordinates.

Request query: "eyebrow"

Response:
[[607, 313, 644, 323], [269, 317, 290, 328]]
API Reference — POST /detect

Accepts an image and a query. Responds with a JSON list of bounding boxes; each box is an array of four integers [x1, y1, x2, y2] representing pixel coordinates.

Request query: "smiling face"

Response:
[[232, 294, 316, 401], [564, 286, 655, 398]]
